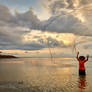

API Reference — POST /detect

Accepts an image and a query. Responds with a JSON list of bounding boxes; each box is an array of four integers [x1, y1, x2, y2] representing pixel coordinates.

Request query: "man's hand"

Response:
[[86, 55, 89, 61], [87, 55, 89, 58]]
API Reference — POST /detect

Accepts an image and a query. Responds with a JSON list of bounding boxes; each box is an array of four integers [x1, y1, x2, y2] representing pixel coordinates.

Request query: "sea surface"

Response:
[[0, 57, 92, 92]]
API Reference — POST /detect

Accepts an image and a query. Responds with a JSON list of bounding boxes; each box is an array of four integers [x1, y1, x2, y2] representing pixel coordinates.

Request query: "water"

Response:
[[0, 57, 92, 92]]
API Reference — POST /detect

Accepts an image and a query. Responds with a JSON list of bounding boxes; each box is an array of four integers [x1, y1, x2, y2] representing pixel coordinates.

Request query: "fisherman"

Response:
[[76, 52, 89, 75]]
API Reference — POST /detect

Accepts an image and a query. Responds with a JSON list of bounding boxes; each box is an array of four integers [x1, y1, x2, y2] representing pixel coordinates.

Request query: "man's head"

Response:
[[79, 56, 85, 61]]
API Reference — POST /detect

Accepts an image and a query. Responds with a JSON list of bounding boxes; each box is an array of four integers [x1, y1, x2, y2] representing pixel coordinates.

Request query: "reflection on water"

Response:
[[0, 58, 92, 92], [78, 75, 86, 92]]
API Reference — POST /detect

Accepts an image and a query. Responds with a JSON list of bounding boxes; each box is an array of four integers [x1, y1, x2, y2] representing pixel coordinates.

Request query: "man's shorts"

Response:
[[79, 70, 86, 75]]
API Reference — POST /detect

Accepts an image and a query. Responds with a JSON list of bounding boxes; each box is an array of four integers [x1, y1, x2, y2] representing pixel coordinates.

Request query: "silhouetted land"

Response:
[[0, 55, 17, 58]]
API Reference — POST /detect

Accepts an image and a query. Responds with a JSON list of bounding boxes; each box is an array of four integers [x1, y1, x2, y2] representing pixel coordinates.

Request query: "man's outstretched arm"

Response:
[[76, 52, 79, 60]]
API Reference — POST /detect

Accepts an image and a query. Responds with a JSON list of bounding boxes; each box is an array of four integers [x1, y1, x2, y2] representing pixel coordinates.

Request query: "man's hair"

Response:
[[79, 56, 85, 61]]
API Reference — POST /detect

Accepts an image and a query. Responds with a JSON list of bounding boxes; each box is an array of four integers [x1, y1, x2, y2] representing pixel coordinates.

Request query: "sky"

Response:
[[0, 0, 92, 57], [0, 0, 40, 12]]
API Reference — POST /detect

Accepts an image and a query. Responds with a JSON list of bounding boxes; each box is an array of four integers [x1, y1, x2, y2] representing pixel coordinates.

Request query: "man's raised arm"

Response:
[[76, 52, 79, 60], [86, 55, 89, 61]]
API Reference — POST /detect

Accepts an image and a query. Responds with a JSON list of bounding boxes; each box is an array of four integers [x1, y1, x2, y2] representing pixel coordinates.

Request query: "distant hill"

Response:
[[0, 55, 17, 58]]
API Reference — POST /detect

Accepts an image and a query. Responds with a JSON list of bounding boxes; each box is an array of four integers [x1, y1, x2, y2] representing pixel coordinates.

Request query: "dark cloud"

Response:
[[41, 14, 92, 36], [0, 5, 43, 50], [16, 10, 41, 29], [0, 5, 12, 22], [41, 0, 92, 36], [22, 42, 45, 50]]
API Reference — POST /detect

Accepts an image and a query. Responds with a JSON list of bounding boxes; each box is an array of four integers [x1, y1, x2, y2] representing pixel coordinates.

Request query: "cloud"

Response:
[[0, 5, 41, 29], [0, 5, 14, 22], [0, 1, 92, 36], [0, 2, 92, 51], [15, 10, 41, 29], [41, 14, 92, 36], [0, 5, 42, 50], [40, 0, 92, 36], [20, 42, 45, 50]]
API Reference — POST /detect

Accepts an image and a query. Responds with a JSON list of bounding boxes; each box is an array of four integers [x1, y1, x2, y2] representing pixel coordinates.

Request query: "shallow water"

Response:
[[0, 57, 92, 92]]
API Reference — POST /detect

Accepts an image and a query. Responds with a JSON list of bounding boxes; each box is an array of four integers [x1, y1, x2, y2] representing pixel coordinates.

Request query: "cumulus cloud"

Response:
[[40, 0, 92, 35], [0, 6, 57, 50], [0, 5, 41, 28], [0, 5, 42, 50], [0, 0, 92, 51]]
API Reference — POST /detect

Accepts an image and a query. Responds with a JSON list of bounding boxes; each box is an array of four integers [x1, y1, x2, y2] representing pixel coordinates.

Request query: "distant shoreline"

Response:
[[0, 55, 17, 58]]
